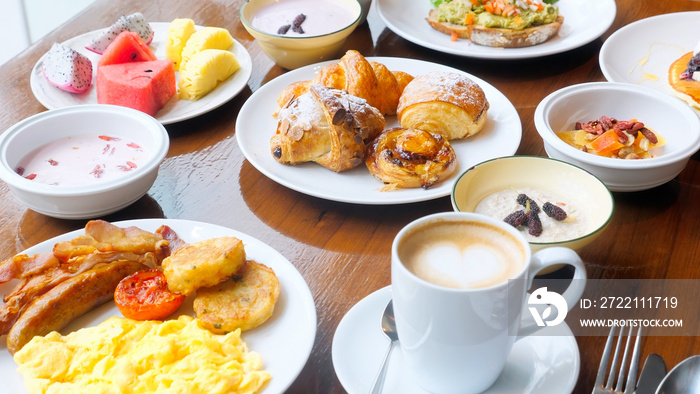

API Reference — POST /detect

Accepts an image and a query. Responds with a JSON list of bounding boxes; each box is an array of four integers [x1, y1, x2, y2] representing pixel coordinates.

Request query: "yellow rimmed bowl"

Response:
[[451, 156, 614, 267], [240, 0, 362, 69]]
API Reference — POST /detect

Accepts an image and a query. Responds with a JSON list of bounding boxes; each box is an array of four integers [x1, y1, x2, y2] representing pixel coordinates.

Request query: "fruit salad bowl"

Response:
[[0, 105, 169, 219], [240, 0, 362, 69], [534, 82, 700, 192]]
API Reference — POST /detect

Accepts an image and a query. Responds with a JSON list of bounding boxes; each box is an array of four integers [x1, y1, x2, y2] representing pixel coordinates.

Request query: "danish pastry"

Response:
[[397, 71, 489, 140], [271, 84, 385, 172], [276, 50, 414, 115], [669, 51, 700, 110], [365, 127, 458, 189]]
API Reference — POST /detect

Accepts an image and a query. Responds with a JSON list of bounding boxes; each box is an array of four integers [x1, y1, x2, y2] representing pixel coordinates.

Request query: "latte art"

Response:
[[399, 220, 525, 289]]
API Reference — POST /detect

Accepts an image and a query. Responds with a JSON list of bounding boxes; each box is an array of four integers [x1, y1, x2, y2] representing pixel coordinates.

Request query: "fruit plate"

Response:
[[30, 22, 253, 125], [0, 219, 317, 394], [235, 57, 522, 205]]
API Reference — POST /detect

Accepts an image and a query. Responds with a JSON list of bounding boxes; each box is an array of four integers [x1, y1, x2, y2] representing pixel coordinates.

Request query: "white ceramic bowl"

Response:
[[451, 156, 614, 257], [0, 105, 169, 219], [240, 0, 361, 70], [534, 82, 700, 192]]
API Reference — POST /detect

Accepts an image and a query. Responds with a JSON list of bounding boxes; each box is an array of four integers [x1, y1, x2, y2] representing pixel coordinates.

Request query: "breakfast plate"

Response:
[[30, 22, 253, 125], [332, 286, 580, 393], [599, 11, 700, 116], [0, 219, 316, 394], [235, 57, 522, 205], [375, 0, 616, 60]]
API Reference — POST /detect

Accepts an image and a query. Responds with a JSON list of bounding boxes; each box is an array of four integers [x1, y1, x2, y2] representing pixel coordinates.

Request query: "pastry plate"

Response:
[[376, 0, 616, 60], [30, 22, 253, 125], [332, 286, 580, 394], [599, 11, 700, 116], [235, 57, 522, 205], [0, 219, 316, 394]]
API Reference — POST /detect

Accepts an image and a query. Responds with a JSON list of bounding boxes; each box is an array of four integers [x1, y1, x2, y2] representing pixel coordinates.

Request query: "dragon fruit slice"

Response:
[[85, 12, 154, 54], [42, 43, 93, 93]]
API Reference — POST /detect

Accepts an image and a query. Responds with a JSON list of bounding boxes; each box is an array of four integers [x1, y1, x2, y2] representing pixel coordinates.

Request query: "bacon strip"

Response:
[[0, 220, 178, 336], [0, 252, 60, 284]]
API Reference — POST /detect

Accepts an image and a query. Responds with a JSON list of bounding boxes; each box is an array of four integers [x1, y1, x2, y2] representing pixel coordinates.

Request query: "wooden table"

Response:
[[1, 0, 699, 393]]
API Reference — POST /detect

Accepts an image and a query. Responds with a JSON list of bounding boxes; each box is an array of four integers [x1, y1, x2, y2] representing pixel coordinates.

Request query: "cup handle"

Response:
[[516, 247, 587, 339]]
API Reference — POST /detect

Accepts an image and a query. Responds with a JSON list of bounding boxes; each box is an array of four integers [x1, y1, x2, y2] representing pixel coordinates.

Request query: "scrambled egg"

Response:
[[13, 315, 270, 394]]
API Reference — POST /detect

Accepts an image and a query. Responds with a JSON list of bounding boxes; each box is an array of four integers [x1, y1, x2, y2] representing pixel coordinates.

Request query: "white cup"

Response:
[[391, 212, 586, 393]]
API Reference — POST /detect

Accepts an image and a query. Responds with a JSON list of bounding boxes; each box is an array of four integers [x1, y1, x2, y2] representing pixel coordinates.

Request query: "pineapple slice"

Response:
[[178, 49, 239, 101], [166, 18, 196, 71], [179, 27, 234, 71]]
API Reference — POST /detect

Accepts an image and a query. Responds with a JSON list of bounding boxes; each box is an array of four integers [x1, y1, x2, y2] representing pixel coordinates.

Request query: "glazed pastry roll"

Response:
[[397, 71, 489, 140], [366, 127, 458, 189], [271, 84, 385, 172]]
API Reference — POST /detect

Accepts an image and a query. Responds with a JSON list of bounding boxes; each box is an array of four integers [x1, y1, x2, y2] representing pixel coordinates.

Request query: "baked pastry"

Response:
[[669, 51, 700, 110], [397, 71, 489, 140], [426, 0, 563, 48], [271, 84, 385, 172], [366, 127, 458, 189], [276, 50, 414, 115]]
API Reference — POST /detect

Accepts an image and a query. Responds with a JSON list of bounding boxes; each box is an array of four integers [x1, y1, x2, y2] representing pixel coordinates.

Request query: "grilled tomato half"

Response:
[[115, 269, 185, 320]]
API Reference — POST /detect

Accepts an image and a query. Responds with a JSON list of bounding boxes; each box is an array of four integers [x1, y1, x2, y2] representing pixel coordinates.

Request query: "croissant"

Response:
[[397, 71, 489, 140], [277, 50, 414, 115], [271, 84, 385, 172], [365, 127, 458, 189]]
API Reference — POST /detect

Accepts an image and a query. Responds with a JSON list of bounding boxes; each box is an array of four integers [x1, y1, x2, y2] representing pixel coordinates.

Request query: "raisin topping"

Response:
[[292, 14, 306, 34], [504, 210, 527, 227], [526, 211, 543, 237], [543, 202, 567, 221], [516, 193, 540, 214], [277, 24, 291, 35]]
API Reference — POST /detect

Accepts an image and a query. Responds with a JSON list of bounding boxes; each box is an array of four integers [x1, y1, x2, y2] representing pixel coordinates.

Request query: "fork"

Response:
[[592, 325, 643, 394]]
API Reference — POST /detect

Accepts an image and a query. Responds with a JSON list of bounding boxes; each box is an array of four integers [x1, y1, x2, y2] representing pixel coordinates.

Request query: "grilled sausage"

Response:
[[6, 260, 146, 354]]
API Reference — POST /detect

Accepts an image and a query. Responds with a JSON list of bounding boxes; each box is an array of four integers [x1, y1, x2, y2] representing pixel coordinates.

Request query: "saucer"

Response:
[[332, 286, 580, 393]]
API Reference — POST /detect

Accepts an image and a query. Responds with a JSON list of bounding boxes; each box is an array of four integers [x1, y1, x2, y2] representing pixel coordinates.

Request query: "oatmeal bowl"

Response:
[[451, 156, 614, 264]]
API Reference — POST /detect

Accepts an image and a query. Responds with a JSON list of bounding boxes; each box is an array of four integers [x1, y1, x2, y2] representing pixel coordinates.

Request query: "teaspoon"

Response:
[[370, 299, 398, 394]]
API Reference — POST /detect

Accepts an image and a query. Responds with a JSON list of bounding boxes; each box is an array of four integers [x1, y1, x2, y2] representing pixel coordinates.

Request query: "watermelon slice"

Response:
[[96, 60, 176, 117], [98, 31, 157, 67]]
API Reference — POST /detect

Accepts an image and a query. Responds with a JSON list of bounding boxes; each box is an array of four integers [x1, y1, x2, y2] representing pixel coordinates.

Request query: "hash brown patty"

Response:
[[162, 236, 245, 296], [194, 260, 280, 334]]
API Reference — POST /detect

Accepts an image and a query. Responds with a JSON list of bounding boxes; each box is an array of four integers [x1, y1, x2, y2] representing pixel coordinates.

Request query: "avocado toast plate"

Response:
[[376, 0, 616, 59]]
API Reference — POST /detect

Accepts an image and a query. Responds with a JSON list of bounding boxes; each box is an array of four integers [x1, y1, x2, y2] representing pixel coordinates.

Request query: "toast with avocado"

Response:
[[427, 0, 563, 48]]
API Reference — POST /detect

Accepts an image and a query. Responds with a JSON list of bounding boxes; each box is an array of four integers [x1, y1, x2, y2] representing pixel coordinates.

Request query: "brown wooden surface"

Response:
[[0, 1, 699, 393]]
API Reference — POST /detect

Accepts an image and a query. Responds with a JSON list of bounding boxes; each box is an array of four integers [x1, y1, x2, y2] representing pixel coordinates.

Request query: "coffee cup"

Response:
[[391, 211, 586, 393]]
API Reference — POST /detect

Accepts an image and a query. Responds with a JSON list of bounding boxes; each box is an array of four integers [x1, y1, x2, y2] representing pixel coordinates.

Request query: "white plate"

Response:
[[235, 57, 521, 204], [376, 0, 616, 60], [599, 11, 700, 116], [0, 219, 316, 394], [30, 22, 253, 125], [332, 286, 580, 394]]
